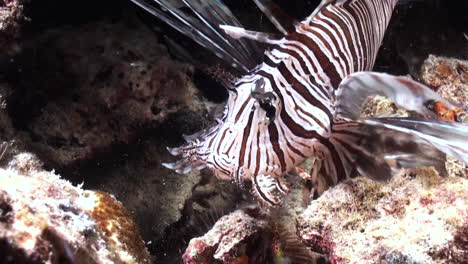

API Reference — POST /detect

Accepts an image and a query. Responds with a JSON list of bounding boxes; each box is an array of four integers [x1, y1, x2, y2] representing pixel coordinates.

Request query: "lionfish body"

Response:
[[132, 0, 468, 206]]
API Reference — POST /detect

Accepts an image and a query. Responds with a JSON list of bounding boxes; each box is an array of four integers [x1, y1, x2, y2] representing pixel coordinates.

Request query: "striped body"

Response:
[[143, 0, 468, 207], [131, 0, 468, 207], [176, 0, 399, 204]]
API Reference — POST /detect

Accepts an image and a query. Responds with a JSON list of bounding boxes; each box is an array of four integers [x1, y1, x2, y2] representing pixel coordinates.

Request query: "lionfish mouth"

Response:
[[162, 123, 221, 174], [161, 140, 209, 174]]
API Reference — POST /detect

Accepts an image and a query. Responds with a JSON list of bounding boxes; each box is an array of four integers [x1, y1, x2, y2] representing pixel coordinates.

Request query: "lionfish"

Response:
[[131, 0, 468, 206]]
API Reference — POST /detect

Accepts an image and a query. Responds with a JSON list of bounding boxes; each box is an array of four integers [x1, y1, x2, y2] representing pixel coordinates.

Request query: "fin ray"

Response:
[[252, 0, 297, 34], [220, 25, 283, 44], [180, 0, 260, 66], [335, 72, 460, 119], [328, 119, 448, 182], [362, 118, 468, 165], [130, 0, 263, 72]]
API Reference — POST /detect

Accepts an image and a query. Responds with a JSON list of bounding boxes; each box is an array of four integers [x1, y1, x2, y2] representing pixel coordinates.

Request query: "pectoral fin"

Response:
[[334, 72, 461, 120]]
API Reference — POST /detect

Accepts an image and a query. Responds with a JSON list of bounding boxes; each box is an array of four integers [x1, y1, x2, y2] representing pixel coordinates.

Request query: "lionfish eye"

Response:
[[259, 100, 276, 121], [251, 79, 277, 121]]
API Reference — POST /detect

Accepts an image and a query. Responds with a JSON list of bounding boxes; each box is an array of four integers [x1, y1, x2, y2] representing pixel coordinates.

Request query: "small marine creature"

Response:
[[426, 100, 462, 122], [131, 0, 468, 206]]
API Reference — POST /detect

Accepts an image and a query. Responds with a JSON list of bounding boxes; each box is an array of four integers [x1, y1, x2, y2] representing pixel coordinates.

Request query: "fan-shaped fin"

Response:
[[332, 119, 448, 181], [252, 0, 298, 34], [327, 117, 468, 185], [334, 72, 461, 120], [361, 118, 468, 165], [129, 0, 264, 72]]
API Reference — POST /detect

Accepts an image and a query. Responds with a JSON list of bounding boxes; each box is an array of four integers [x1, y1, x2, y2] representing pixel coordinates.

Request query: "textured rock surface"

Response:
[[1, 14, 213, 257], [420, 55, 468, 178], [183, 207, 270, 264], [297, 168, 467, 264], [0, 5, 222, 262], [360, 95, 409, 118], [81, 138, 203, 248], [0, 152, 151, 264], [420, 55, 468, 110], [6, 14, 208, 167], [182, 205, 321, 264]]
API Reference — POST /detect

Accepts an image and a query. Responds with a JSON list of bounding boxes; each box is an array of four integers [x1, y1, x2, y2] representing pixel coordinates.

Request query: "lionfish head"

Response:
[[163, 76, 284, 183]]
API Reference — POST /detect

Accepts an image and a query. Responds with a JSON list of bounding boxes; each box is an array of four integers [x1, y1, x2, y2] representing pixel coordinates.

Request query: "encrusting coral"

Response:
[[421, 55, 468, 111], [182, 204, 321, 264], [182, 207, 270, 264], [420, 55, 468, 178], [0, 152, 151, 263], [296, 167, 467, 264]]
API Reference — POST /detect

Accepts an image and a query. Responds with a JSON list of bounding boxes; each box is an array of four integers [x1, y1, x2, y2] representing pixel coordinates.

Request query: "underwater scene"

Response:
[[0, 0, 467, 263]]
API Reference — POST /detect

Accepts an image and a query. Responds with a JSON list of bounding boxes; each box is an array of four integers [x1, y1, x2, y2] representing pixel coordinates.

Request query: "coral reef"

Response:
[[183, 207, 270, 264], [6, 14, 207, 167], [295, 56, 468, 264], [420, 55, 468, 110], [88, 139, 204, 249], [1, 14, 215, 257], [420, 55, 468, 178], [0, 5, 224, 262], [360, 95, 409, 118], [296, 168, 467, 264], [0, 152, 151, 263], [420, 55, 468, 122], [182, 206, 319, 264]]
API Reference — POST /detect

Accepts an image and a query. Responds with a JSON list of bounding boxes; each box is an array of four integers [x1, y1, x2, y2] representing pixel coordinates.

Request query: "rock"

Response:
[[182, 207, 270, 264], [296, 168, 467, 264], [0, 152, 151, 263], [420, 55, 468, 110], [92, 138, 203, 248], [1, 7, 218, 262], [360, 95, 409, 118], [420, 55, 468, 122], [6, 14, 209, 167], [420, 55, 468, 177], [182, 206, 321, 264], [0, 13, 209, 255], [445, 156, 468, 179], [385, 252, 421, 264]]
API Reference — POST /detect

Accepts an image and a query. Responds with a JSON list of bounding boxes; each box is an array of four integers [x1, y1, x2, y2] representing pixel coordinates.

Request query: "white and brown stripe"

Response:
[[164, 0, 399, 206]]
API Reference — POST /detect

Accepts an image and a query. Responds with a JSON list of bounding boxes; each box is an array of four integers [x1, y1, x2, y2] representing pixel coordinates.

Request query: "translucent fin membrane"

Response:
[[334, 72, 468, 176], [330, 118, 458, 182], [252, 0, 297, 34], [335, 72, 460, 120], [362, 118, 468, 165], [129, 0, 263, 72]]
